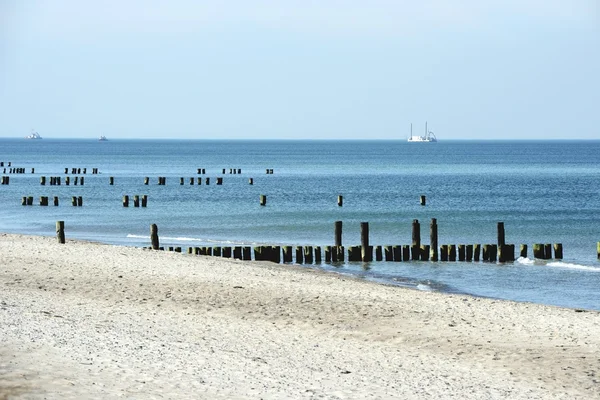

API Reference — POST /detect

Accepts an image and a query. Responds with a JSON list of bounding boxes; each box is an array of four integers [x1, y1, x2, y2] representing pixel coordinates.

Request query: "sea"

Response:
[[1, 138, 599, 311]]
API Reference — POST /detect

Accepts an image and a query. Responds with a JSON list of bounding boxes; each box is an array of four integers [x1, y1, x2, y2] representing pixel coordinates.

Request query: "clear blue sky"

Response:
[[1, 1, 598, 139]]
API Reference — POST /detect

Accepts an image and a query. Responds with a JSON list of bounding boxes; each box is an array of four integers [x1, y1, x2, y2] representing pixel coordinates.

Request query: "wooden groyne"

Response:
[[143, 221, 567, 264]]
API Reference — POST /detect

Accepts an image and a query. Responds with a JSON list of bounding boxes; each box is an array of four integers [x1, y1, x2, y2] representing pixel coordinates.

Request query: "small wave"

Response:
[[416, 283, 433, 291], [126, 234, 147, 239], [547, 261, 600, 272], [516, 256, 535, 265], [126, 234, 257, 246]]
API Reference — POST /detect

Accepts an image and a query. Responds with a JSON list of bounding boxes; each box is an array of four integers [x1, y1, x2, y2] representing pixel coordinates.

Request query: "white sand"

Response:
[[1, 233, 599, 399]]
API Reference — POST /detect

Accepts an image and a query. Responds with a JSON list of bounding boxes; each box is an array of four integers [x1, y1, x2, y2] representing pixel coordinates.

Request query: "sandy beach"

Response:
[[1, 233, 598, 399]]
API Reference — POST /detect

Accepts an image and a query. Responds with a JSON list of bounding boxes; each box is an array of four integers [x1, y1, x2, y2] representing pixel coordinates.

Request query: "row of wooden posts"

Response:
[[64, 167, 99, 174], [2, 168, 29, 174], [53, 221, 600, 260], [25, 196, 83, 206], [40, 176, 85, 185], [123, 195, 148, 207]]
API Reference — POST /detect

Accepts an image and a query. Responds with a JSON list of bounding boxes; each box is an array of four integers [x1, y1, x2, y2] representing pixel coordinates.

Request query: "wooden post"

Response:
[[348, 246, 361, 262], [520, 244, 528, 258], [213, 247, 222, 257], [337, 246, 345, 262], [490, 245, 498, 262], [65, 176, 70, 185], [190, 177, 194, 185], [206, 177, 210, 185], [402, 245, 410, 261], [304, 246, 314, 264], [458, 245, 466, 261], [222, 247, 232, 258], [411, 219, 420, 260], [144, 177, 149, 185], [533, 244, 544, 259], [27, 196, 33, 206], [150, 224, 159, 250], [271, 246, 281, 263], [141, 195, 148, 207], [420, 195, 426, 206], [498, 244, 513, 263], [109, 177, 114, 185], [393, 245, 402, 262], [216, 177, 223, 185], [466, 244, 473, 261], [448, 244, 457, 262], [260, 195, 267, 206], [330, 246, 338, 262], [384, 245, 394, 261], [249, 178, 253, 185], [497, 222, 505, 247], [133, 195, 140, 207], [53, 196, 59, 206], [440, 245, 448, 261], [325, 246, 332, 262], [123, 195, 129, 207], [40, 176, 46, 185], [482, 244, 491, 261], [430, 218, 438, 261], [337, 195, 343, 207], [71, 196, 77, 206], [197, 177, 202, 185], [597, 242, 600, 259], [243, 247, 251, 260], [56, 221, 65, 244], [295, 246, 304, 264], [283, 246, 293, 262], [553, 243, 563, 259], [360, 222, 371, 262], [375, 246, 383, 261], [420, 245, 430, 261], [334, 221, 342, 246], [544, 244, 552, 260], [474, 244, 481, 261], [314, 246, 322, 263], [180, 177, 184, 185], [21, 196, 27, 206], [80, 177, 84, 186]]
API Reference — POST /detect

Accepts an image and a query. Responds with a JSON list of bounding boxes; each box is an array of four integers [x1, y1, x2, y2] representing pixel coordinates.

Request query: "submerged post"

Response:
[[150, 224, 159, 250], [56, 221, 65, 244]]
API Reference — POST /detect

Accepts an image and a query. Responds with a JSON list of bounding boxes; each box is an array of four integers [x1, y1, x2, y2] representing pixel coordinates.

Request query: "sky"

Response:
[[0, 0, 598, 140]]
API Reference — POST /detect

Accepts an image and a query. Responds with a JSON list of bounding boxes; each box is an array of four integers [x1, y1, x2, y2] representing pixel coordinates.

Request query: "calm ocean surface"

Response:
[[1, 139, 599, 310]]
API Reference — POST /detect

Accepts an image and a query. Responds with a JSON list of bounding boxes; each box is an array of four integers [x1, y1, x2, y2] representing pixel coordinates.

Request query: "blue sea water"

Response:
[[1, 138, 599, 310]]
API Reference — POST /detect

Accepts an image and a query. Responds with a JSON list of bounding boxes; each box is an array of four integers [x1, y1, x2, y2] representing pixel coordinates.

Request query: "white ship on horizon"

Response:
[[25, 130, 42, 139], [407, 122, 437, 142]]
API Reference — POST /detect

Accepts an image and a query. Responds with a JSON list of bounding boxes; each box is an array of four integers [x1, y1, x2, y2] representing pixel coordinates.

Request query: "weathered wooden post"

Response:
[[283, 246, 293, 262], [53, 196, 59, 206], [296, 246, 304, 264], [21, 196, 26, 206], [337, 195, 343, 207], [213, 247, 222, 257], [216, 177, 223, 185], [190, 177, 195, 185], [56, 221, 65, 244], [402, 245, 410, 261], [375, 246, 383, 261], [144, 177, 149, 185], [325, 246, 332, 262], [65, 176, 70, 185], [553, 243, 563, 259], [206, 177, 210, 185], [473, 244, 481, 261], [141, 195, 148, 207], [315, 246, 322, 263], [133, 195, 140, 207], [27, 196, 33, 206], [458, 245, 466, 261], [497, 222, 506, 261], [109, 177, 114, 185], [393, 245, 402, 262], [123, 195, 129, 207], [448, 244, 457, 262], [337, 246, 345, 262], [482, 244, 491, 261], [384, 245, 394, 261], [411, 219, 420, 260], [420, 245, 430, 261], [71, 196, 77, 206], [40, 176, 46, 185], [249, 178, 254, 185], [180, 177, 184, 185], [334, 221, 342, 246], [533, 243, 544, 259], [520, 244, 528, 258], [430, 218, 438, 261], [348, 246, 361, 261], [271, 246, 281, 263], [361, 222, 372, 262], [466, 244, 473, 261], [440, 245, 448, 261], [260, 195, 267, 206], [222, 247, 232, 258], [304, 246, 314, 264], [80, 177, 84, 186], [489, 245, 498, 262], [243, 247, 251, 260], [544, 244, 552, 260], [420, 195, 426, 206]]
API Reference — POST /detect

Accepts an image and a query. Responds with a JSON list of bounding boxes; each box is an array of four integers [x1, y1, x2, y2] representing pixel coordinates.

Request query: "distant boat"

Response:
[[25, 130, 42, 140], [407, 122, 437, 142], [99, 135, 108, 141]]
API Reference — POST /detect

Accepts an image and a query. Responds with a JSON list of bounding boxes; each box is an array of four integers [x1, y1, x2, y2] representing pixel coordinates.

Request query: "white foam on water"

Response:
[[546, 261, 600, 272], [516, 256, 535, 265], [416, 283, 433, 291]]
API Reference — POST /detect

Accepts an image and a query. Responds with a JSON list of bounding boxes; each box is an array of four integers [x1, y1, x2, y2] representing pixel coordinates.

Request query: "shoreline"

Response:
[[1, 233, 599, 398]]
